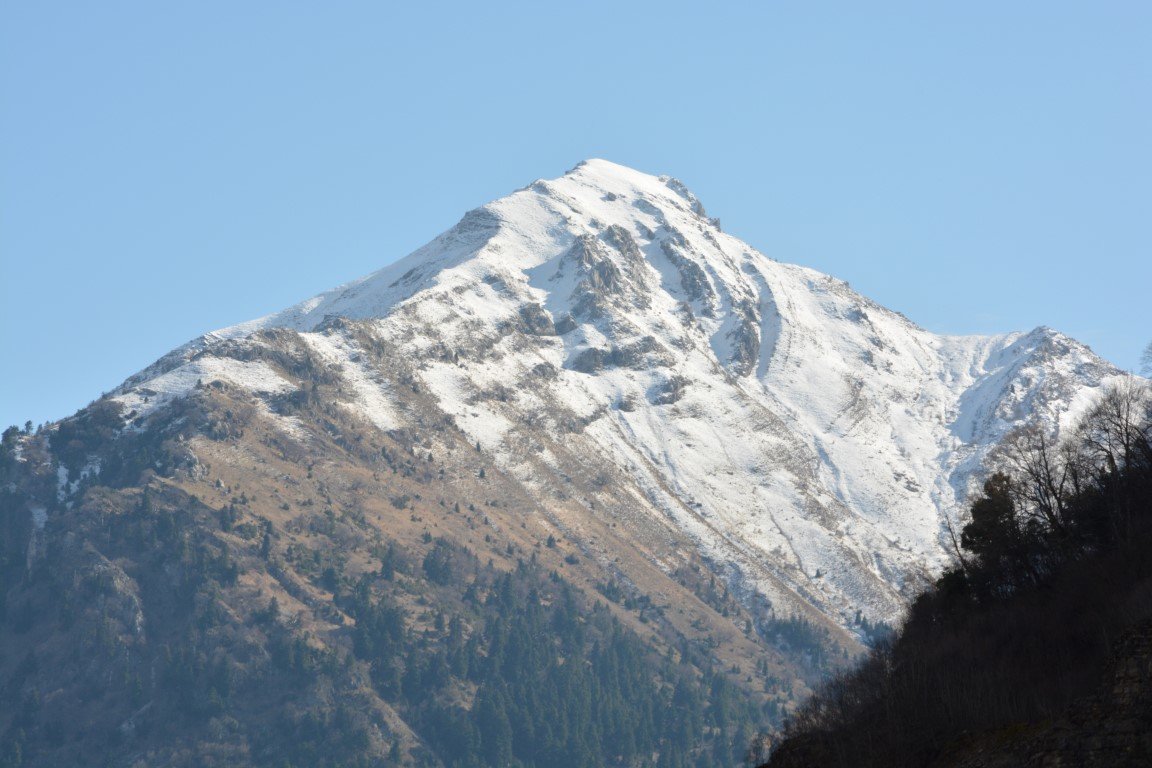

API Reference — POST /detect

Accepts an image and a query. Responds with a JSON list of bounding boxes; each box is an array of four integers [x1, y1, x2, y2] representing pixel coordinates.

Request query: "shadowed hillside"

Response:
[[765, 381, 1152, 767]]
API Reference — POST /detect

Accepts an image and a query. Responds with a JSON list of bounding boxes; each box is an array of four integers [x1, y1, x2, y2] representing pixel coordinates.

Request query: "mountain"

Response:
[[0, 160, 1124, 766], [118, 159, 1120, 627]]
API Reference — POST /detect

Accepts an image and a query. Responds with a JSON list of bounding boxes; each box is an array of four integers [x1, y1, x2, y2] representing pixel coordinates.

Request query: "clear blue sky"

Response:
[[2, 2, 1149, 428]]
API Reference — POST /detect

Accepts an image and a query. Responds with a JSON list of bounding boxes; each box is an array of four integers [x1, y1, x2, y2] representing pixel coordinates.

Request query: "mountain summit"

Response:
[[2, 160, 1128, 766], [113, 159, 1121, 628]]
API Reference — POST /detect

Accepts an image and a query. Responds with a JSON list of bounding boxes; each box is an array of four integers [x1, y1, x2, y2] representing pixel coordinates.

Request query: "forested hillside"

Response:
[[0, 358, 815, 768], [766, 381, 1152, 767]]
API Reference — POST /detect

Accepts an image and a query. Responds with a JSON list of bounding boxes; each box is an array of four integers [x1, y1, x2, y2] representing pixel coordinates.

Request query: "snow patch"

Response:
[[115, 358, 295, 421]]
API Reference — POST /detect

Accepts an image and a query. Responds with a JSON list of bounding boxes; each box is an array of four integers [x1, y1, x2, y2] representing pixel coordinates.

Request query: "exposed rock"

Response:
[[568, 347, 609, 373], [651, 375, 690, 405], [518, 303, 556, 336], [661, 175, 708, 217], [553, 313, 577, 335], [727, 300, 762, 377], [610, 336, 675, 369], [603, 223, 645, 268], [659, 229, 715, 312]]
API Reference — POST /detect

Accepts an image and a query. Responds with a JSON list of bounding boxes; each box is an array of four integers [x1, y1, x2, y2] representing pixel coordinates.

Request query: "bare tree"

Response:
[[1142, 339, 1152, 377], [1071, 378, 1152, 480], [994, 424, 1073, 535], [1063, 378, 1152, 542], [983, 379, 1152, 545]]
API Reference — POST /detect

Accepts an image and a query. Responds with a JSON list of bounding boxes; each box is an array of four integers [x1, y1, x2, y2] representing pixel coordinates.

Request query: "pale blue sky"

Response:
[[2, 2, 1149, 428]]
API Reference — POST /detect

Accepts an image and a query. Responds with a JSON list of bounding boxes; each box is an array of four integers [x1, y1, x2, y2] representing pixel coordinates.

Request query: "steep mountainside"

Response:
[[0, 160, 1124, 766], [2, 368, 797, 767]]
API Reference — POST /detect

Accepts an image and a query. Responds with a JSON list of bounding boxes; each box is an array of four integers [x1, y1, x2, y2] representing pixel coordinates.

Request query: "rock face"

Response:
[[111, 159, 1122, 633]]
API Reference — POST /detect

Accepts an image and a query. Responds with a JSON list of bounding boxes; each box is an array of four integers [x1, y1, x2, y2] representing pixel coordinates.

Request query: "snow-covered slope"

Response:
[[114, 159, 1124, 629]]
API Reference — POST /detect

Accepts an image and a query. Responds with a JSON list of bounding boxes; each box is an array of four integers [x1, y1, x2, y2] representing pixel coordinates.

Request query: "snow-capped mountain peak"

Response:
[[113, 160, 1126, 630]]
